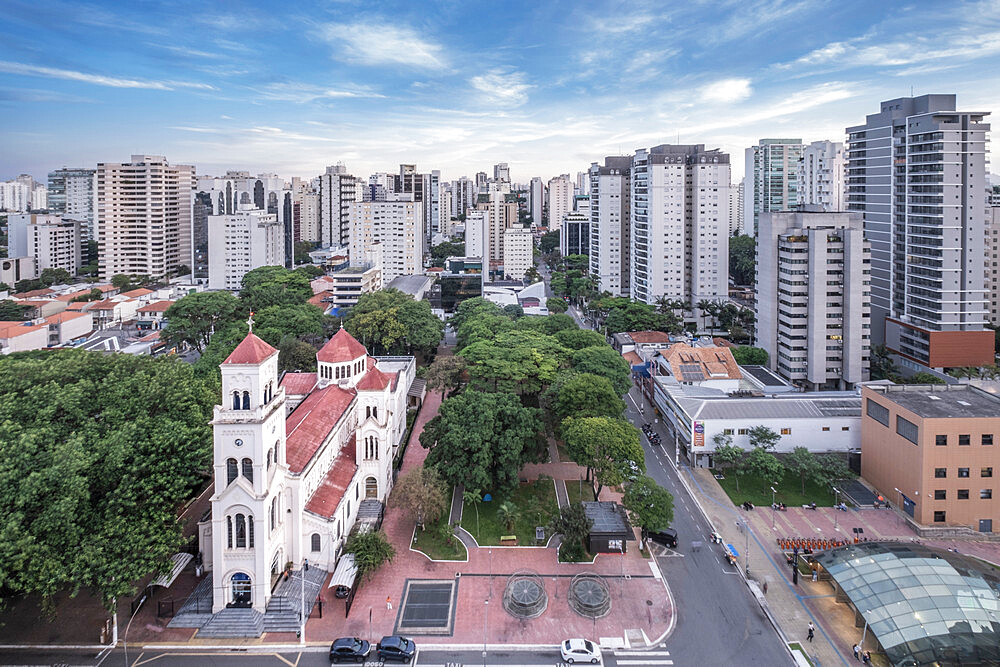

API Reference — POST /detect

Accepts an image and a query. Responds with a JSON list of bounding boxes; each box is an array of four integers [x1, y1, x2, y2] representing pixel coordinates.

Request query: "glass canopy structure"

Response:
[[814, 542, 1000, 666]]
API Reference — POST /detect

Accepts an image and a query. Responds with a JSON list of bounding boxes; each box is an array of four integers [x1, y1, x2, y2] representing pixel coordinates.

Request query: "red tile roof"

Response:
[[659, 343, 742, 382], [0, 321, 45, 337], [307, 291, 334, 308], [304, 436, 358, 519], [317, 327, 367, 363], [223, 332, 278, 365], [138, 331, 161, 342], [137, 300, 174, 313], [356, 366, 392, 391], [44, 311, 89, 324], [712, 337, 737, 348], [623, 351, 642, 366], [280, 372, 318, 395], [627, 331, 673, 344], [285, 384, 356, 473], [12, 288, 54, 299], [121, 288, 154, 298], [90, 299, 117, 310]]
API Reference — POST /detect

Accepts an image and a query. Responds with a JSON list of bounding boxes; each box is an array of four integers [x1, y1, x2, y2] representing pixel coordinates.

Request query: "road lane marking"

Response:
[[615, 651, 672, 656]]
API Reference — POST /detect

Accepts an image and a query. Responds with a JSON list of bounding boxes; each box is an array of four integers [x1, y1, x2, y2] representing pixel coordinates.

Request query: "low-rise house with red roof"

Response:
[[0, 320, 48, 353], [197, 324, 415, 618], [136, 300, 174, 330], [44, 310, 93, 345]]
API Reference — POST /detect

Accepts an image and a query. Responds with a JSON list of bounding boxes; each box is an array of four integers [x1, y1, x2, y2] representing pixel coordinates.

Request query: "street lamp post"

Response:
[[743, 519, 750, 575], [770, 486, 777, 529], [483, 599, 489, 667], [894, 487, 903, 527], [833, 487, 841, 531]]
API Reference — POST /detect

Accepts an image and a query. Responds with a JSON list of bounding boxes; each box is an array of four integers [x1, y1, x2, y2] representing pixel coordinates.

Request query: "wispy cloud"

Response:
[[700, 78, 753, 103], [256, 81, 387, 104], [317, 22, 447, 70], [0, 60, 215, 90], [469, 70, 532, 108], [784, 29, 1000, 71]]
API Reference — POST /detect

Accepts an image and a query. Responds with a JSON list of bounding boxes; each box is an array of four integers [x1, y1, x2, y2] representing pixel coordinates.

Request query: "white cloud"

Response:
[[700, 78, 753, 103], [256, 81, 386, 104], [785, 30, 1000, 71], [469, 70, 532, 108], [317, 22, 446, 70], [0, 60, 214, 90]]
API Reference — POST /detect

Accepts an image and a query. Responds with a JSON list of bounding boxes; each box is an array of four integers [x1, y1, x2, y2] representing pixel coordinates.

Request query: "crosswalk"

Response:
[[612, 649, 674, 665], [413, 647, 674, 667]]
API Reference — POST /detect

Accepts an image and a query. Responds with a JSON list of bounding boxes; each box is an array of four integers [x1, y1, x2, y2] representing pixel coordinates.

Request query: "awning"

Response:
[[725, 544, 740, 557], [327, 553, 358, 589], [150, 553, 193, 588]]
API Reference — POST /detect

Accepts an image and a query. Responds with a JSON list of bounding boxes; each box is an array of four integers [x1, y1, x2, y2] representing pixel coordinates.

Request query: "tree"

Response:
[[0, 299, 31, 320], [555, 328, 605, 350], [785, 447, 821, 495], [390, 466, 449, 530], [277, 336, 319, 372], [162, 291, 244, 352], [39, 267, 73, 287], [902, 372, 947, 385], [553, 373, 625, 423], [252, 303, 326, 348], [524, 266, 541, 283], [623, 476, 675, 545], [869, 344, 898, 381], [110, 273, 133, 290], [293, 241, 316, 265], [420, 391, 543, 495], [539, 231, 560, 254], [815, 454, 854, 489], [430, 241, 465, 266], [503, 304, 524, 319], [713, 441, 746, 491], [546, 297, 568, 314], [461, 329, 568, 396], [240, 265, 312, 312], [562, 416, 644, 496], [174, 264, 191, 277], [0, 350, 215, 612], [748, 425, 781, 451], [571, 345, 632, 395], [604, 301, 681, 334], [295, 264, 324, 279], [345, 530, 395, 582], [729, 234, 756, 286], [425, 355, 467, 398], [548, 502, 592, 560], [463, 488, 482, 538], [70, 287, 104, 303], [345, 289, 444, 356], [743, 447, 784, 484], [732, 346, 769, 366], [450, 297, 503, 332], [497, 501, 520, 532]]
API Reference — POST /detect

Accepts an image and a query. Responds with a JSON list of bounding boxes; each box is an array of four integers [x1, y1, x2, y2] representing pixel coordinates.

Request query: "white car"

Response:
[[561, 638, 602, 663]]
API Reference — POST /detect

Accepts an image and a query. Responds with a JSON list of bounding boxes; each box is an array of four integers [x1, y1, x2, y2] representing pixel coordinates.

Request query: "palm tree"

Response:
[[696, 300, 711, 333], [497, 501, 520, 532], [463, 488, 482, 537]]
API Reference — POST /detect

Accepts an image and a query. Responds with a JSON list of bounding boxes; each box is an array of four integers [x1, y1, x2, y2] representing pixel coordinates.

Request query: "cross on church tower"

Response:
[[247, 311, 255, 333]]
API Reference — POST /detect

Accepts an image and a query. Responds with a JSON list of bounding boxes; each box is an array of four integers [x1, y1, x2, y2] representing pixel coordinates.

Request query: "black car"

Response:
[[376, 635, 417, 662], [647, 528, 678, 548], [329, 637, 370, 663]]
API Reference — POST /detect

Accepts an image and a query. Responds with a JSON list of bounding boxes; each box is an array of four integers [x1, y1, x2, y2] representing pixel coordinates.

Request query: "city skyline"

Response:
[[3, 0, 1000, 181]]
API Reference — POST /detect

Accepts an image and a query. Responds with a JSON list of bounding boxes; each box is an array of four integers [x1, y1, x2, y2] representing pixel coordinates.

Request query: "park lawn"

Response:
[[564, 479, 596, 505], [717, 472, 837, 508], [461, 480, 559, 546], [411, 512, 466, 561]]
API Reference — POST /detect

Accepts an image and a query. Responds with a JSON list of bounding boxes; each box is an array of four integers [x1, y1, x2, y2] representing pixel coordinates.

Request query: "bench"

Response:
[[500, 535, 518, 546]]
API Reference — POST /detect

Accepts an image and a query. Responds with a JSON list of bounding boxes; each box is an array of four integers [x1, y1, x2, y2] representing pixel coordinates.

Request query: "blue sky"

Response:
[[2, 0, 999, 183]]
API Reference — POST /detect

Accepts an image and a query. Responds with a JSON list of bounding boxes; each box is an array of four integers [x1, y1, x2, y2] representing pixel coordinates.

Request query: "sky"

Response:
[[2, 0, 1000, 183]]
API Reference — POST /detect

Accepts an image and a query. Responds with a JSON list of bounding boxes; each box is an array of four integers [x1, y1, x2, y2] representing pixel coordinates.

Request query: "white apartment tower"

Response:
[[494, 163, 510, 183], [96, 155, 194, 280], [7, 213, 82, 276], [502, 226, 533, 280], [846, 95, 993, 368], [798, 140, 845, 212], [547, 175, 573, 232], [756, 210, 871, 391], [319, 165, 360, 248], [988, 207, 1000, 326], [727, 178, 745, 235], [744, 139, 803, 236], [47, 168, 96, 240], [207, 205, 285, 291], [452, 177, 475, 219], [630, 144, 730, 311], [349, 199, 424, 283], [464, 210, 488, 259], [589, 156, 631, 296], [476, 194, 518, 262], [529, 177, 544, 227]]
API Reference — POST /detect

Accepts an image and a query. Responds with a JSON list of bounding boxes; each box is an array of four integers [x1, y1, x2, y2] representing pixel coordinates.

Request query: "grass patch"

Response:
[[717, 472, 837, 508], [555, 438, 571, 463], [462, 480, 559, 546], [411, 512, 466, 561], [564, 479, 596, 505], [788, 643, 814, 667]]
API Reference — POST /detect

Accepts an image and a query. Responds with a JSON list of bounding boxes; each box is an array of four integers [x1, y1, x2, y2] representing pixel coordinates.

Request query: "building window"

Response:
[[959, 434, 971, 446], [267, 450, 272, 469], [737, 429, 747, 435], [981, 489, 994, 499], [270, 498, 276, 531], [365, 476, 378, 498], [983, 467, 993, 478], [248, 515, 254, 548], [934, 489, 946, 500], [232, 391, 241, 410], [227, 458, 238, 485], [235, 513, 247, 548], [311, 533, 321, 552], [866, 399, 890, 426], [959, 468, 970, 478], [935, 435, 948, 446], [896, 416, 918, 445], [242, 458, 253, 483], [933, 511, 946, 523], [983, 434, 994, 446], [242, 391, 250, 410], [822, 426, 830, 432], [780, 428, 791, 435], [842, 427, 850, 431], [723, 428, 734, 436], [934, 468, 947, 478], [227, 516, 233, 548], [958, 489, 970, 500]]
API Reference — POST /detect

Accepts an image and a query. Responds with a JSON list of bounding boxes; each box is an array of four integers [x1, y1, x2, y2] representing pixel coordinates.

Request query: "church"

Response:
[[198, 324, 415, 613]]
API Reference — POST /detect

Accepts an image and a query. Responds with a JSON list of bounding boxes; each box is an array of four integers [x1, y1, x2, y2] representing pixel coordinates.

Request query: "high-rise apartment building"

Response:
[[96, 155, 194, 280], [502, 226, 532, 280], [429, 169, 441, 238], [546, 175, 573, 232], [756, 210, 871, 390], [47, 168, 95, 239], [576, 171, 589, 197], [196, 172, 292, 267], [207, 205, 284, 291], [744, 138, 803, 235], [192, 191, 212, 280], [561, 211, 590, 257], [319, 164, 360, 248], [799, 140, 845, 212], [7, 213, 82, 276], [988, 207, 1000, 325], [476, 194, 518, 262], [0, 179, 32, 212], [494, 163, 510, 183], [846, 95, 993, 368], [464, 210, 488, 259], [452, 177, 475, 219], [348, 198, 424, 283], [529, 177, 544, 227], [439, 187, 454, 238], [630, 144, 730, 310], [727, 178, 745, 235], [589, 156, 631, 296]]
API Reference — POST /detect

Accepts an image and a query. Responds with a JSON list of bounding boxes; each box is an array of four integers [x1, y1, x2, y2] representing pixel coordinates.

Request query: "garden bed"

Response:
[[461, 479, 559, 546], [717, 473, 837, 508], [564, 478, 596, 505], [411, 513, 466, 561]]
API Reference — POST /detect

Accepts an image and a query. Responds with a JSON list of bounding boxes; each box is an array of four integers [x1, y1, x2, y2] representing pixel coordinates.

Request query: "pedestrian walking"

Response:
[[762, 581, 768, 595], [807, 622, 814, 642], [853, 643, 861, 660], [864, 651, 871, 664], [812, 567, 818, 582], [386, 596, 392, 610]]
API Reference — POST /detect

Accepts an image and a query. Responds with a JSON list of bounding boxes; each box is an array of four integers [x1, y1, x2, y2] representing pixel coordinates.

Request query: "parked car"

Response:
[[329, 637, 370, 663], [647, 527, 678, 548], [561, 638, 602, 663], [376, 635, 417, 662]]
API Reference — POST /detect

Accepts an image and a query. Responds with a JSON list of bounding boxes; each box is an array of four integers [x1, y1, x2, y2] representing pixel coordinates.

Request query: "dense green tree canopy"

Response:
[[240, 265, 313, 312], [162, 290, 244, 352], [604, 301, 682, 334], [562, 416, 644, 495], [450, 297, 504, 332], [424, 355, 467, 398], [253, 303, 327, 347], [0, 351, 215, 611], [421, 391, 543, 495], [0, 299, 31, 320], [732, 346, 769, 366], [623, 475, 675, 534], [554, 328, 606, 350], [729, 234, 756, 286], [546, 297, 568, 314], [553, 373, 625, 423], [539, 231, 559, 254], [570, 345, 632, 395], [430, 241, 465, 266], [277, 336, 319, 372], [461, 329, 569, 395], [345, 288, 444, 356], [747, 425, 781, 451]]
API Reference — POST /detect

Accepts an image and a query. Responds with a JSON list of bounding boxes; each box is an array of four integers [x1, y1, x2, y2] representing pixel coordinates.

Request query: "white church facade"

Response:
[[198, 326, 414, 613]]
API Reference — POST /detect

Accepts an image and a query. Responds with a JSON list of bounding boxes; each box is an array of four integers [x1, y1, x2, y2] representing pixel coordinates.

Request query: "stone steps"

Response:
[[196, 607, 264, 638]]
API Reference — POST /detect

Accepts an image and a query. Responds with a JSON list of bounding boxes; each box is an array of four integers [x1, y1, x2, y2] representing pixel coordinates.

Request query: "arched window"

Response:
[[273, 443, 279, 466], [232, 391, 240, 410], [270, 497, 276, 531], [248, 515, 254, 548], [365, 476, 378, 498], [335, 366, 341, 380], [267, 450, 272, 469], [227, 515, 233, 548], [311, 533, 321, 552], [242, 391, 250, 410], [226, 458, 238, 485], [242, 458, 253, 483], [366, 406, 371, 419], [372, 406, 378, 419], [235, 513, 247, 548]]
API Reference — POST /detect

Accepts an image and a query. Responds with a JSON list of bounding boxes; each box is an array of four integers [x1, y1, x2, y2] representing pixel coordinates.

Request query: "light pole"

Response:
[[860, 609, 870, 649], [483, 598, 489, 667], [770, 486, 777, 529], [894, 487, 903, 527], [743, 519, 750, 575], [299, 564, 306, 645], [122, 592, 148, 667], [833, 487, 841, 531]]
